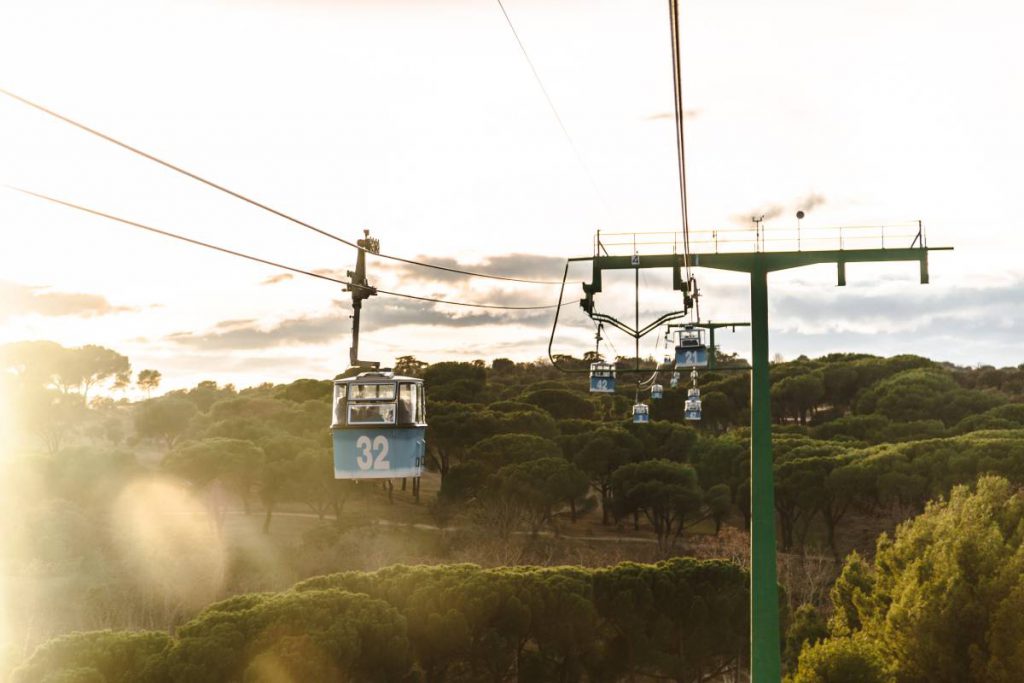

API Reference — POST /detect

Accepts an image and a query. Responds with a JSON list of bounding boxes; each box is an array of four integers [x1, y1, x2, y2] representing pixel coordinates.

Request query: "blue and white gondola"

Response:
[[331, 371, 426, 479], [674, 325, 709, 369], [684, 387, 702, 421], [589, 361, 617, 394]]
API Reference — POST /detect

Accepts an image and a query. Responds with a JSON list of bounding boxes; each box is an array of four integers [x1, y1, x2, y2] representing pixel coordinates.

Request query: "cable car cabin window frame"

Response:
[[332, 375, 426, 429], [333, 383, 347, 427], [348, 403, 397, 425], [350, 382, 397, 401], [397, 381, 427, 426]]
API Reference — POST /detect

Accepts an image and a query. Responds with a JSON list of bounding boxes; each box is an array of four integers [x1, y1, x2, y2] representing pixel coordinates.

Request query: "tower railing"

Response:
[[594, 221, 926, 256]]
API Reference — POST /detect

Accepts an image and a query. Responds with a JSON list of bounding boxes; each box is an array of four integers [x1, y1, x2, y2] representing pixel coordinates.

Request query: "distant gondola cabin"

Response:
[[589, 361, 616, 393], [674, 326, 709, 369], [632, 403, 650, 424], [684, 387, 702, 421], [332, 371, 426, 479], [651, 384, 664, 400]]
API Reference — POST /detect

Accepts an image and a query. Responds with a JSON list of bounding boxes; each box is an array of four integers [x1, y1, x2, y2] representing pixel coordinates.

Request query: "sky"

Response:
[[1, 0, 1022, 394]]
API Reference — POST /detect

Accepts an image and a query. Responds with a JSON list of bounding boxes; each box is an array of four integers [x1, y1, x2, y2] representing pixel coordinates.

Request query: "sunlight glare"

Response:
[[110, 478, 226, 610]]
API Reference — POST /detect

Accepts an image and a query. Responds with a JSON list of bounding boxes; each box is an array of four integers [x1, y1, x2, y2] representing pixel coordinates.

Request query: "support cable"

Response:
[[0, 87, 565, 286], [494, 0, 614, 222], [668, 0, 692, 281], [7, 186, 569, 311]]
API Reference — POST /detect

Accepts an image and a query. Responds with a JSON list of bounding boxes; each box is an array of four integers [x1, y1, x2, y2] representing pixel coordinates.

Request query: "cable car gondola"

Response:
[[332, 371, 426, 479], [684, 387, 702, 421], [589, 361, 617, 393], [632, 403, 650, 424], [674, 325, 709, 369], [651, 383, 664, 400], [670, 372, 680, 388]]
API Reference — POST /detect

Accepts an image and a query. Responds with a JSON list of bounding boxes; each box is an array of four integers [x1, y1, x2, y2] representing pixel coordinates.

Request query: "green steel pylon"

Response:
[[568, 241, 951, 681]]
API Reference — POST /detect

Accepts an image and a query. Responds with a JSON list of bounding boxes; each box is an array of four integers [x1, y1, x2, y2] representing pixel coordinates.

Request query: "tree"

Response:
[[593, 558, 749, 682], [169, 380, 237, 412], [820, 362, 860, 411], [772, 373, 825, 424], [11, 630, 171, 683], [136, 369, 161, 398], [855, 367, 1003, 426], [134, 397, 197, 449], [623, 420, 698, 461], [56, 345, 131, 401], [162, 589, 412, 682], [491, 357, 515, 372], [465, 433, 561, 471], [426, 402, 498, 478], [16, 387, 87, 454], [522, 388, 595, 420], [790, 637, 890, 683], [256, 433, 312, 533], [705, 483, 732, 535], [784, 604, 828, 673], [423, 361, 486, 403], [812, 476, 1024, 682], [566, 427, 644, 524], [821, 460, 872, 559], [491, 457, 589, 533], [394, 355, 428, 377], [273, 378, 331, 403], [163, 438, 264, 514], [19, 559, 753, 683], [0, 339, 66, 388], [611, 460, 704, 552], [438, 461, 490, 504], [293, 443, 357, 523], [774, 457, 828, 551], [699, 390, 735, 432]]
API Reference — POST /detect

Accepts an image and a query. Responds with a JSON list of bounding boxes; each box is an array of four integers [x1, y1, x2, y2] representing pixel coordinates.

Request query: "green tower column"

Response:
[[749, 265, 781, 681]]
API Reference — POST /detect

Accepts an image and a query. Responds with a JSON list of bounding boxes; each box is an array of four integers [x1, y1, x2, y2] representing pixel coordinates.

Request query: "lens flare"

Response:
[[110, 478, 226, 611]]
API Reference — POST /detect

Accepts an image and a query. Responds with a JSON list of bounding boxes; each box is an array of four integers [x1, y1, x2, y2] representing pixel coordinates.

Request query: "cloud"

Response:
[[166, 315, 345, 350], [646, 109, 701, 121], [797, 193, 827, 212], [372, 253, 569, 286], [771, 281, 1024, 335], [312, 268, 346, 279], [732, 204, 784, 225], [0, 281, 136, 321], [164, 297, 567, 351], [260, 273, 293, 285], [360, 297, 566, 332], [731, 193, 828, 225], [214, 318, 258, 329]]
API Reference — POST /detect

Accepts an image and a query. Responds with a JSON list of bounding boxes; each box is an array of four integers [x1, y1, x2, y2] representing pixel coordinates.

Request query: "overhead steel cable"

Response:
[[0, 87, 565, 286], [667, 0, 692, 280], [6, 186, 570, 311], [494, 0, 615, 223]]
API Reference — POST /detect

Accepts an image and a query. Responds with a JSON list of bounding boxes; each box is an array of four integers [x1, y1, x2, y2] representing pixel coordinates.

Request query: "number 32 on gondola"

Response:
[[332, 372, 426, 479]]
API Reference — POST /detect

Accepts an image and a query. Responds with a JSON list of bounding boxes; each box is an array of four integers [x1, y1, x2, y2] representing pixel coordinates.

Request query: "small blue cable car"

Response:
[[632, 403, 650, 424], [332, 371, 426, 479], [589, 361, 617, 393], [651, 383, 664, 400], [675, 325, 709, 369], [670, 372, 680, 388], [684, 387, 702, 421]]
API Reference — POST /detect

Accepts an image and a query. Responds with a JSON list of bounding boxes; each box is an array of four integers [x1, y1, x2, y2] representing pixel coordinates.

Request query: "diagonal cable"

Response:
[[6, 186, 570, 311], [0, 87, 565, 285]]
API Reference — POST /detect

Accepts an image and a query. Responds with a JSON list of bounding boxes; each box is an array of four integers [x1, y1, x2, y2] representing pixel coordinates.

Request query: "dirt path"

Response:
[[226, 510, 659, 544]]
